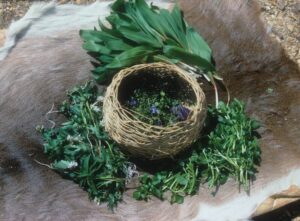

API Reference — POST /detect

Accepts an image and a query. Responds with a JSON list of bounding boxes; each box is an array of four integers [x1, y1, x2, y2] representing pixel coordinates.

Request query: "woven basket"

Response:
[[103, 63, 206, 159]]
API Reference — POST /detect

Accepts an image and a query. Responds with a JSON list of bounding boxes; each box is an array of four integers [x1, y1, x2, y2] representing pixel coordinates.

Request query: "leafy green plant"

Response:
[[125, 89, 190, 126], [80, 0, 222, 104], [200, 100, 261, 189], [133, 99, 261, 203], [39, 82, 261, 208], [38, 82, 132, 209], [133, 158, 200, 204]]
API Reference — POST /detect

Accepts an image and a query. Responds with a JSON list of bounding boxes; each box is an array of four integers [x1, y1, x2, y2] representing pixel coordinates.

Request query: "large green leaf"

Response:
[[79, 30, 104, 42], [81, 30, 119, 42], [171, 4, 186, 34], [124, 1, 163, 46], [107, 46, 153, 69], [135, 0, 166, 38], [111, 0, 125, 12], [118, 27, 162, 47], [186, 27, 212, 62], [159, 9, 188, 48], [163, 45, 215, 72], [83, 41, 111, 54], [153, 54, 178, 64], [106, 13, 137, 30], [105, 39, 132, 51], [99, 55, 114, 63]]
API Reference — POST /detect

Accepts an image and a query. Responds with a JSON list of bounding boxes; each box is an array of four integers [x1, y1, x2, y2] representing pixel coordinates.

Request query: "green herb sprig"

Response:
[[133, 99, 261, 203], [201, 100, 261, 189], [38, 82, 131, 209]]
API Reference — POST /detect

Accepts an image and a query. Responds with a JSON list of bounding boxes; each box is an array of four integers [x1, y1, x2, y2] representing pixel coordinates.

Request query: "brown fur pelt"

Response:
[[0, 0, 299, 220]]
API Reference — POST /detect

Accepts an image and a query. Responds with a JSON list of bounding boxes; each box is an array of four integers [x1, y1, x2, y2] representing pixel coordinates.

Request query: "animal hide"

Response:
[[0, 0, 299, 220]]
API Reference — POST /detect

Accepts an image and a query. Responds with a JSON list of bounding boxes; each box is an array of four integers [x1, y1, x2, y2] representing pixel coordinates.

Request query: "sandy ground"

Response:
[[258, 0, 300, 66], [0, 0, 299, 219]]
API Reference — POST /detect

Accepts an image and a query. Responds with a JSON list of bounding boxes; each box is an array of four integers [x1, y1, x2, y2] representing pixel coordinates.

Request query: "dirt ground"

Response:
[[0, 0, 299, 219], [257, 0, 300, 66]]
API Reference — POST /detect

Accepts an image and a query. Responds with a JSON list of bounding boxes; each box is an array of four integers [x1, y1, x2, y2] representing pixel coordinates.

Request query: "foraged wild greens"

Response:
[[125, 89, 190, 126], [80, 0, 222, 104], [38, 82, 132, 209], [39, 82, 261, 207], [133, 100, 261, 203], [201, 101, 261, 189]]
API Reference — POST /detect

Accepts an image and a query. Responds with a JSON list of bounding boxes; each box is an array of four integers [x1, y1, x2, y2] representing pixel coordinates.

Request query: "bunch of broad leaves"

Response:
[[80, 0, 218, 84], [38, 82, 132, 209], [133, 99, 261, 203]]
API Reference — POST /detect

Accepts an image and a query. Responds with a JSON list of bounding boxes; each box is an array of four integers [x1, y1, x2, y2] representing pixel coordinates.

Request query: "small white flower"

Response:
[[91, 105, 101, 112], [93, 198, 101, 206], [97, 96, 104, 102], [125, 163, 139, 184], [66, 135, 72, 141], [100, 119, 105, 127], [67, 161, 78, 169], [67, 135, 81, 142]]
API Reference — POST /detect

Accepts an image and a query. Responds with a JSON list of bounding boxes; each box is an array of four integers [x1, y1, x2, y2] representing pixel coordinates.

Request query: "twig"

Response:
[[45, 104, 60, 129], [34, 159, 52, 169]]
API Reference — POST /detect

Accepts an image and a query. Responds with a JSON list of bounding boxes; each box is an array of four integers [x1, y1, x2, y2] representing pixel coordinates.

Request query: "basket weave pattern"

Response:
[[103, 63, 206, 159]]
